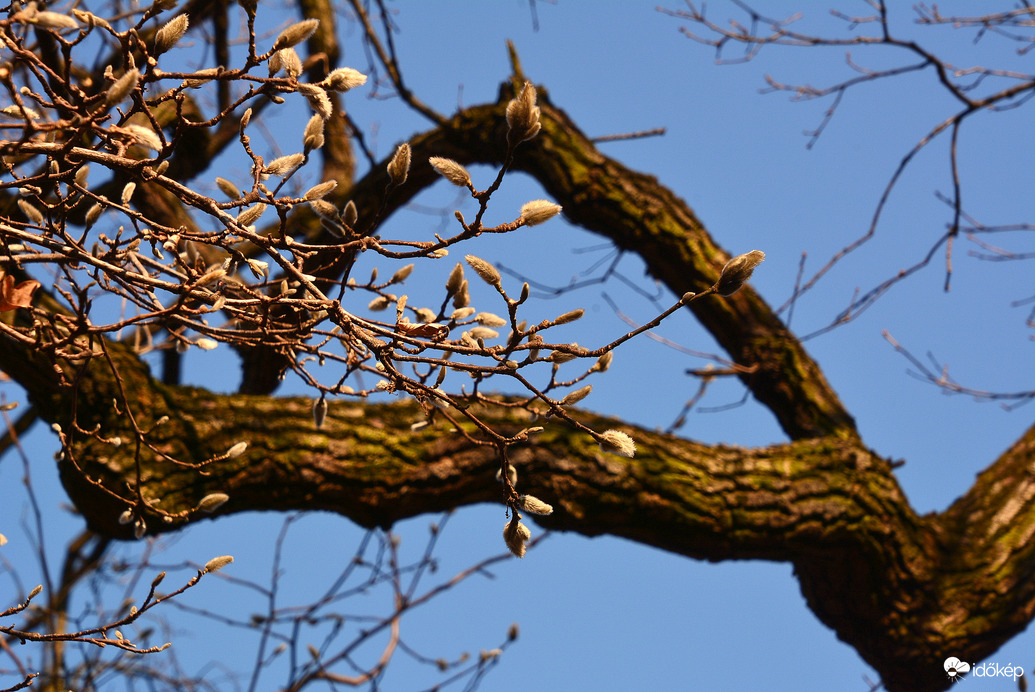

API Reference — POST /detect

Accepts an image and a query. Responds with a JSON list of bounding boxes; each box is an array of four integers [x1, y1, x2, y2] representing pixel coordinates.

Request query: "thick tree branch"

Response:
[[5, 80, 1034, 691], [5, 325, 1033, 691]]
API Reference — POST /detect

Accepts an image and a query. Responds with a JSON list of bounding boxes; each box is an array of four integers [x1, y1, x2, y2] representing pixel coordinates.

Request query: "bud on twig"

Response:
[[517, 494, 554, 516], [560, 384, 592, 406], [35, 11, 80, 29], [390, 264, 414, 284], [322, 67, 367, 92], [387, 143, 411, 186], [197, 493, 229, 512], [475, 312, 506, 327], [303, 114, 325, 152], [506, 82, 541, 145], [106, 68, 140, 106], [203, 555, 234, 573], [313, 396, 327, 428], [503, 517, 531, 558], [715, 250, 765, 297], [552, 309, 583, 326], [265, 153, 304, 177], [309, 199, 337, 219], [236, 204, 265, 226], [272, 19, 319, 51], [215, 177, 240, 200], [154, 14, 189, 56], [598, 429, 636, 458], [124, 124, 162, 152], [17, 199, 43, 224], [303, 180, 337, 201], [341, 200, 358, 228], [464, 255, 501, 288], [519, 199, 561, 227], [428, 157, 472, 187], [279, 48, 303, 78], [226, 441, 248, 458]]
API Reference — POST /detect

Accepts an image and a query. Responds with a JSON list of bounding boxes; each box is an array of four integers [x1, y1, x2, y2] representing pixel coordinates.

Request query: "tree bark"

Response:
[[3, 83, 1033, 692]]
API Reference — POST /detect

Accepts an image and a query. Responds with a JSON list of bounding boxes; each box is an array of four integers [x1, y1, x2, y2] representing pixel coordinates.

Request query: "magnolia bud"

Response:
[[154, 14, 189, 56], [506, 82, 541, 145], [272, 19, 319, 51], [387, 143, 411, 185], [428, 157, 471, 187], [464, 254, 500, 288], [520, 199, 561, 226], [715, 250, 765, 297]]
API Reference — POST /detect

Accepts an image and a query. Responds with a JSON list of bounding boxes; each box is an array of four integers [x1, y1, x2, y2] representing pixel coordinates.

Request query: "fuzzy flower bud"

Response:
[[203, 555, 234, 573], [303, 114, 325, 152], [506, 82, 541, 145], [464, 254, 501, 288], [226, 441, 248, 458], [17, 199, 43, 224], [341, 200, 358, 228], [236, 203, 266, 226], [560, 384, 592, 406], [475, 312, 506, 327], [303, 180, 337, 201], [446, 263, 465, 295], [309, 199, 337, 219], [387, 143, 411, 186], [715, 250, 765, 297], [272, 18, 319, 51], [389, 264, 414, 284], [34, 11, 80, 29], [520, 199, 562, 227], [429, 157, 472, 187], [124, 124, 162, 152], [300, 85, 332, 119], [552, 309, 583, 326], [279, 48, 303, 78], [197, 493, 229, 512], [322, 67, 367, 92], [517, 494, 554, 516], [106, 68, 140, 106], [154, 14, 189, 56], [265, 153, 304, 177], [503, 517, 531, 558], [598, 429, 636, 458], [215, 177, 240, 200], [120, 182, 136, 206]]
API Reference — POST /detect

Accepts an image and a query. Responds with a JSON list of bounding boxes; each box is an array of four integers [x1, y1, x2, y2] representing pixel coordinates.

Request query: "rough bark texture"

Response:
[[4, 84, 1034, 692]]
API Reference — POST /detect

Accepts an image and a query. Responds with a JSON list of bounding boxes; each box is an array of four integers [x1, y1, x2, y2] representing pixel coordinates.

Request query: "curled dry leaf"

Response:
[[0, 273, 40, 311], [397, 321, 449, 340]]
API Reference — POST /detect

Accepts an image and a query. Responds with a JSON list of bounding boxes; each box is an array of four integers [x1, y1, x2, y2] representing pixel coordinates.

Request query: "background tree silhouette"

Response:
[[2, 2, 1034, 691]]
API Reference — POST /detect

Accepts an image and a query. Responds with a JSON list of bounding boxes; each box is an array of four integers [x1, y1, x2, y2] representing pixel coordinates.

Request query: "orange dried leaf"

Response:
[[0, 276, 40, 311]]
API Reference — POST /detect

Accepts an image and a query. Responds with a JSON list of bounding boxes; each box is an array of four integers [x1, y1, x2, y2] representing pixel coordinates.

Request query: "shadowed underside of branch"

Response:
[[4, 84, 1035, 692]]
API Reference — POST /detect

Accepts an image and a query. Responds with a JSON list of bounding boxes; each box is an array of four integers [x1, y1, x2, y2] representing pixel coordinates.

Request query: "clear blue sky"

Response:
[[2, 1, 1034, 690]]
